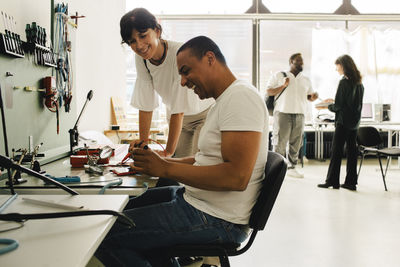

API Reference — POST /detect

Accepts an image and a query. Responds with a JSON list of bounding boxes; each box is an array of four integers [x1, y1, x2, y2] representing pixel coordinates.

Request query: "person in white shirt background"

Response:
[[266, 53, 318, 178]]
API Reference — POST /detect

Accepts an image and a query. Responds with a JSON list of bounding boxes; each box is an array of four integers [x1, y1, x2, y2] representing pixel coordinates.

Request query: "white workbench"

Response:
[[0, 194, 129, 267]]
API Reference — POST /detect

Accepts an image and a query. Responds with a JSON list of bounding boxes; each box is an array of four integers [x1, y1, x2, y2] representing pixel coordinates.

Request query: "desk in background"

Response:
[[308, 122, 335, 161], [104, 128, 161, 144], [0, 194, 128, 267], [305, 121, 400, 163]]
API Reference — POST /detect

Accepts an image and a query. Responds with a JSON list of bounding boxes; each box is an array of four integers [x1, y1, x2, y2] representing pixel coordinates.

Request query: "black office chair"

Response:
[[159, 151, 287, 267], [357, 126, 400, 191]]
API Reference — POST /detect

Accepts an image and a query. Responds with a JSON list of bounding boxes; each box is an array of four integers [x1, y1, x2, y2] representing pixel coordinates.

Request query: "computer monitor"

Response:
[[361, 103, 374, 121]]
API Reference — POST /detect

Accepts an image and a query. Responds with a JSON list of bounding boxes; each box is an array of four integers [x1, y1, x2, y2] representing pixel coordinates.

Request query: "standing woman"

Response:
[[318, 55, 364, 191], [120, 8, 214, 159]]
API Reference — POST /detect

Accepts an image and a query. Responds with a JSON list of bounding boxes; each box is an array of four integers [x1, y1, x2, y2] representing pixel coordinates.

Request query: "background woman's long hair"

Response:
[[335, 55, 362, 85]]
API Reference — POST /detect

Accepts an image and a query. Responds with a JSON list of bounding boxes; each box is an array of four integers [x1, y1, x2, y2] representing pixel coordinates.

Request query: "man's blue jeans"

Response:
[[95, 186, 249, 267]]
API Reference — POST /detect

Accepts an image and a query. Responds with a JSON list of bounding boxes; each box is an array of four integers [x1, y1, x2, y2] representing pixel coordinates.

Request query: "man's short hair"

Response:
[[177, 36, 226, 65], [289, 53, 302, 64]]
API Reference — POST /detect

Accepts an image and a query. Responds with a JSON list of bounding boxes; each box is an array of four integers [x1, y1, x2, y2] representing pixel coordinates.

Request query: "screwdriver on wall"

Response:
[[10, 15, 22, 55], [7, 14, 18, 54], [8, 14, 19, 54], [4, 13, 16, 53], [1, 11, 11, 52]]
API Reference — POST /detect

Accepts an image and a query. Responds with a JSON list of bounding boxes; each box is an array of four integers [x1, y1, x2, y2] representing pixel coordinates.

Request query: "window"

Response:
[[260, 19, 400, 122], [262, 0, 342, 13], [126, 0, 252, 14], [353, 0, 400, 14], [125, 0, 400, 123], [260, 20, 344, 121], [160, 20, 252, 82], [125, 19, 253, 119]]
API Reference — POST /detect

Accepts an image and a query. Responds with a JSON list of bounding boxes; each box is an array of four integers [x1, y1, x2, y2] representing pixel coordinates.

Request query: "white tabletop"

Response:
[[0, 194, 129, 267]]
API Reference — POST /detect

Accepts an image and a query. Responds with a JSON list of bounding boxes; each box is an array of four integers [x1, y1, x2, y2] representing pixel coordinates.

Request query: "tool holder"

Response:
[[22, 42, 57, 67], [0, 32, 24, 58], [22, 22, 56, 67]]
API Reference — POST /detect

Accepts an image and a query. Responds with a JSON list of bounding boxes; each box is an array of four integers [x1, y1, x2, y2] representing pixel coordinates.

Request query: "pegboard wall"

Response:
[[0, 0, 77, 163]]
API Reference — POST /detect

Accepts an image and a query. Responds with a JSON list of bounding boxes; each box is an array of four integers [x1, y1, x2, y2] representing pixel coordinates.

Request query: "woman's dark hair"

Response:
[[120, 8, 162, 44], [335, 55, 362, 85], [177, 36, 226, 65]]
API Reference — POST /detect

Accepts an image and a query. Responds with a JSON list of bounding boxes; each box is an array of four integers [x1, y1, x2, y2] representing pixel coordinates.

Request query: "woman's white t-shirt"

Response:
[[131, 40, 214, 116], [183, 80, 269, 225]]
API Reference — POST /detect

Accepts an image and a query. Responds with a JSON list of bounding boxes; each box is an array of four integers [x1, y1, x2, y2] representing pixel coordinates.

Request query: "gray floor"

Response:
[[229, 158, 400, 267]]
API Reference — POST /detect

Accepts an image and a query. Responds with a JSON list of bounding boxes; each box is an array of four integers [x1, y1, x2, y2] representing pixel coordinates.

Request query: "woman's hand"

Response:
[[323, 98, 334, 103], [315, 106, 327, 110], [315, 98, 334, 110], [154, 150, 173, 158], [130, 146, 169, 177]]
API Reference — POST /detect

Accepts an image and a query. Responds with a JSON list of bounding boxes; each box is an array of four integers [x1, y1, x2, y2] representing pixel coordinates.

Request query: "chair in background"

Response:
[[159, 151, 287, 267], [357, 126, 400, 191]]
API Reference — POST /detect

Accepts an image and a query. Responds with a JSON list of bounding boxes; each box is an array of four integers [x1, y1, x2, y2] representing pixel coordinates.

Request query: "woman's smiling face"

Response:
[[128, 28, 161, 60]]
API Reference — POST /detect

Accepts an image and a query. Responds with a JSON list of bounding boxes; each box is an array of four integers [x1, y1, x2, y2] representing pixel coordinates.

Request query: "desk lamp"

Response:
[[69, 90, 93, 154]]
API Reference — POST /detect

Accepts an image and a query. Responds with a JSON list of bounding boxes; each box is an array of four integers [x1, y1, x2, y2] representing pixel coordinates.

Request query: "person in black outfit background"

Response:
[[317, 55, 364, 191]]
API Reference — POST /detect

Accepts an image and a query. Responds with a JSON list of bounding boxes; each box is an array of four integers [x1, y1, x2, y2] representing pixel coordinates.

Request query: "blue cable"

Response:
[[0, 194, 19, 255], [0, 194, 18, 213], [0, 238, 19, 255], [99, 178, 123, 194]]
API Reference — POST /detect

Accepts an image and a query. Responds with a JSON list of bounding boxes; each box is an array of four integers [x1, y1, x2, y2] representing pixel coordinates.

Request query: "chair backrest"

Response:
[[357, 126, 382, 147], [249, 151, 287, 231]]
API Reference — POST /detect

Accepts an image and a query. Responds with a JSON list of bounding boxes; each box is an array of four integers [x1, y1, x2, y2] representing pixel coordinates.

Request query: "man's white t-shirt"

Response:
[[183, 79, 269, 225], [131, 40, 214, 115], [267, 71, 314, 114]]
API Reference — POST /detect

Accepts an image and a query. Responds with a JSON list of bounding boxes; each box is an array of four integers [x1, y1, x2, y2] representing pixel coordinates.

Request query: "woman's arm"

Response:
[[164, 112, 184, 157], [328, 80, 344, 113], [139, 110, 153, 141], [130, 110, 153, 151]]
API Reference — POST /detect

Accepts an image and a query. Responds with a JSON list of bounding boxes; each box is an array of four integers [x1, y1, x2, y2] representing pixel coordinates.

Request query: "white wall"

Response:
[[69, 0, 126, 133], [0, 1, 51, 38]]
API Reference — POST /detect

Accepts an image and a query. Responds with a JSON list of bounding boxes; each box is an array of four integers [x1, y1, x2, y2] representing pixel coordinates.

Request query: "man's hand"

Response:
[[130, 146, 169, 177], [283, 77, 289, 88], [129, 140, 148, 153], [307, 92, 319, 101], [267, 78, 289, 96]]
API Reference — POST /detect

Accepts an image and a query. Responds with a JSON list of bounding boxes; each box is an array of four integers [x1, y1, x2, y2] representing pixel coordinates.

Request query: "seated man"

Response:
[[95, 36, 269, 267]]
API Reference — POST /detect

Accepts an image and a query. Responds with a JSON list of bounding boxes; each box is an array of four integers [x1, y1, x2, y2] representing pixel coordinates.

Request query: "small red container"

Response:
[[70, 155, 110, 168]]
